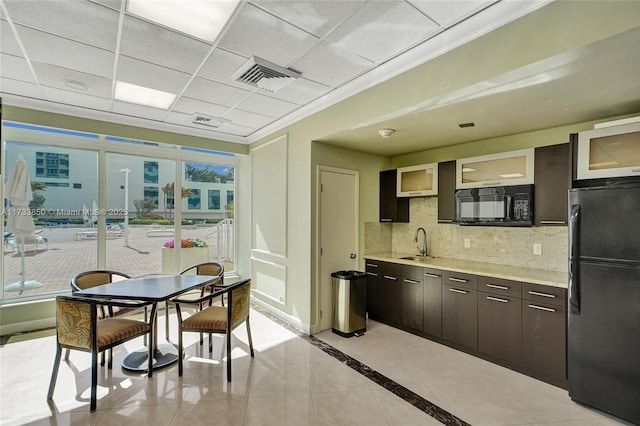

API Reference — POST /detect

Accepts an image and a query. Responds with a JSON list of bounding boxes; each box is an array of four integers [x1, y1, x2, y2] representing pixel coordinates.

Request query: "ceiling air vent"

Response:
[[231, 56, 301, 92], [189, 113, 229, 128]]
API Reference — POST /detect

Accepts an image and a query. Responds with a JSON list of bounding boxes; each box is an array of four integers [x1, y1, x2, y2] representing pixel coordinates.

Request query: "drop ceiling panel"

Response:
[[120, 15, 211, 74], [251, 0, 366, 38], [184, 77, 251, 108], [172, 97, 231, 118], [267, 77, 332, 105], [407, 0, 495, 28], [32, 62, 111, 98], [198, 48, 250, 89], [112, 100, 170, 121], [1, 20, 22, 56], [292, 41, 373, 88], [116, 56, 191, 94], [217, 3, 320, 67], [235, 93, 299, 117], [16, 25, 114, 79], [1, 77, 44, 99], [0, 54, 35, 83], [41, 86, 112, 111], [216, 123, 256, 137], [223, 108, 275, 129], [325, 1, 439, 63], [3, 0, 119, 51]]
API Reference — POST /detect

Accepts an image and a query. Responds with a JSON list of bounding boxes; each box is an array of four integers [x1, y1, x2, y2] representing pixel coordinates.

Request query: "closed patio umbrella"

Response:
[[4, 155, 43, 291]]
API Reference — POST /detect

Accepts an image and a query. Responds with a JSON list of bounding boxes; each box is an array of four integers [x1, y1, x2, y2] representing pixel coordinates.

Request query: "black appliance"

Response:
[[454, 184, 533, 226], [568, 182, 640, 424]]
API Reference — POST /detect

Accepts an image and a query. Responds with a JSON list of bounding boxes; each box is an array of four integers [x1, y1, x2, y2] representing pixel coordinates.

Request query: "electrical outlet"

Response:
[[464, 238, 471, 248], [533, 243, 542, 255]]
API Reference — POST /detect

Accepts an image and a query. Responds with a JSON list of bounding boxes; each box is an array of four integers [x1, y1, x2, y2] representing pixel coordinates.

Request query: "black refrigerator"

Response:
[[568, 182, 640, 424]]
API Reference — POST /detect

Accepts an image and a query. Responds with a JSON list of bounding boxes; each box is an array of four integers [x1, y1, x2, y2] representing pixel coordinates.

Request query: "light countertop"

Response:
[[364, 253, 567, 289]]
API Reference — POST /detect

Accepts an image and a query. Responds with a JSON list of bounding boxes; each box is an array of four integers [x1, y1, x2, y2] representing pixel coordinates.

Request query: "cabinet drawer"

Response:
[[478, 276, 521, 298], [522, 283, 566, 307], [442, 270, 477, 290], [402, 265, 424, 281], [365, 260, 382, 275]]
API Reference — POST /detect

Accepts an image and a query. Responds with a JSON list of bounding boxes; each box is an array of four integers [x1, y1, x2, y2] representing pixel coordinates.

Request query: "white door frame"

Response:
[[315, 165, 359, 333]]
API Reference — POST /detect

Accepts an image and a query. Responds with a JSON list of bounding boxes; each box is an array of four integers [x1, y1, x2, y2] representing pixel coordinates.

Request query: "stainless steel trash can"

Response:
[[331, 270, 367, 337]]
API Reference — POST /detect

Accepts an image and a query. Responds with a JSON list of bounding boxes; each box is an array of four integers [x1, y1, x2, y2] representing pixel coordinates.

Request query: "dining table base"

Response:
[[122, 343, 180, 372]]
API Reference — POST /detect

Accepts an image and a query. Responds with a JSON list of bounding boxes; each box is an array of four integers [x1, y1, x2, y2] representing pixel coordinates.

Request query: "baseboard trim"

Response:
[[250, 297, 310, 334], [0, 318, 56, 337]]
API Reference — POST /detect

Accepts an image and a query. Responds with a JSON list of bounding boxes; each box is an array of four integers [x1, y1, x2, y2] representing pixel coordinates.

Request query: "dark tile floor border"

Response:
[[252, 305, 472, 426]]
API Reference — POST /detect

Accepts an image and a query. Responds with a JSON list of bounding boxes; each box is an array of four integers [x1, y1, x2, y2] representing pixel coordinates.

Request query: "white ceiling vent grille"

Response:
[[189, 113, 229, 128], [232, 56, 301, 92]]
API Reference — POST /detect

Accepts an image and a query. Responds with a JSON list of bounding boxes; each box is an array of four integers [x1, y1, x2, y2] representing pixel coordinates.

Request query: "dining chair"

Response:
[[173, 278, 254, 381], [165, 261, 224, 342], [70, 270, 148, 363], [47, 295, 157, 412]]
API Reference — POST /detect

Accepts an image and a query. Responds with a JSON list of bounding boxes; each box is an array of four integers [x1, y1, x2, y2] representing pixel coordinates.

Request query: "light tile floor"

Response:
[[0, 308, 632, 426]]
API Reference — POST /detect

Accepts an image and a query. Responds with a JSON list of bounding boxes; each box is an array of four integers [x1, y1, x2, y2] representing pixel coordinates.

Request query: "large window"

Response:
[[2, 122, 237, 302]]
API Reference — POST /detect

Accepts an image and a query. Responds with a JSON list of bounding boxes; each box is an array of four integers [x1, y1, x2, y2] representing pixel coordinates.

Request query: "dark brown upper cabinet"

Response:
[[379, 169, 409, 223], [534, 143, 571, 226], [437, 161, 456, 223]]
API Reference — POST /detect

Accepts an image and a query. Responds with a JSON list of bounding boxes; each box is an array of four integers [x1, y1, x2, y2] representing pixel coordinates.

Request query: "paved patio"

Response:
[[3, 224, 233, 298]]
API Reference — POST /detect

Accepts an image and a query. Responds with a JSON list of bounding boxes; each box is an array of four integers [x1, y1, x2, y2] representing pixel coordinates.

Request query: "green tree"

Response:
[[160, 183, 194, 219], [29, 181, 47, 212], [133, 198, 156, 218]]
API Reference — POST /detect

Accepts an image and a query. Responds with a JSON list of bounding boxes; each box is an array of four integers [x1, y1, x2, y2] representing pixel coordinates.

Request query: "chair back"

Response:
[[228, 279, 251, 328], [71, 270, 131, 292], [180, 261, 224, 278], [55, 296, 97, 350]]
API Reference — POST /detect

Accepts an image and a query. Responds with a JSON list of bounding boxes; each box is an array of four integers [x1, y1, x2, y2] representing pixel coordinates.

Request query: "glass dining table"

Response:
[[74, 273, 220, 372]]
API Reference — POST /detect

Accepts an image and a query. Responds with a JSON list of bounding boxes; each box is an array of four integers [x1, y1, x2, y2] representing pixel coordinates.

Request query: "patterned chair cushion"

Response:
[[76, 272, 112, 289], [97, 318, 150, 348], [57, 299, 92, 349], [182, 306, 227, 332]]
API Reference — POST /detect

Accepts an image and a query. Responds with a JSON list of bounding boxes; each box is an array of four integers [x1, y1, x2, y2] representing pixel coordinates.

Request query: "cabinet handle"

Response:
[[481, 181, 502, 186], [404, 279, 420, 284], [528, 290, 555, 298], [486, 296, 508, 303], [449, 288, 468, 294], [448, 277, 467, 283], [365, 263, 379, 268], [438, 219, 453, 223], [540, 220, 567, 225], [383, 275, 397, 281], [528, 304, 556, 312], [381, 218, 392, 222], [486, 284, 509, 291], [424, 273, 440, 278], [366, 272, 378, 277], [632, 168, 640, 173]]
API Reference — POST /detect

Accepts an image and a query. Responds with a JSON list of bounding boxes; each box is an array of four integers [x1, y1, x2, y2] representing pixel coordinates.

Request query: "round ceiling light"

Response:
[[378, 128, 395, 138], [63, 79, 89, 91]]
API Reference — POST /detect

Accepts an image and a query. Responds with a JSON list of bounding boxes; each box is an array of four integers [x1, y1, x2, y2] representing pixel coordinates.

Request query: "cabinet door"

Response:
[[380, 272, 402, 323], [437, 161, 456, 223], [456, 149, 534, 189], [535, 143, 571, 226], [380, 169, 409, 223], [423, 268, 442, 337], [401, 276, 424, 330], [522, 301, 566, 386], [365, 261, 382, 319], [442, 285, 477, 350], [478, 293, 522, 364]]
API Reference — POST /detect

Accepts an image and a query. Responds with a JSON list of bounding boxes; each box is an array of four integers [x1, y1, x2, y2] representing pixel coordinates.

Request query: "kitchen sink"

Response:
[[400, 255, 436, 262]]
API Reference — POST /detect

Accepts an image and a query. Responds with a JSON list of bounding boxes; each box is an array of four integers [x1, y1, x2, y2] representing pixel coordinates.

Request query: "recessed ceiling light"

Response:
[[458, 122, 475, 128], [114, 81, 176, 109], [126, 0, 240, 42], [378, 128, 395, 138], [63, 79, 89, 91]]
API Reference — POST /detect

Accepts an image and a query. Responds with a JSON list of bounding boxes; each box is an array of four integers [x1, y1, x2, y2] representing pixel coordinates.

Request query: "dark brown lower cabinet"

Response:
[[442, 284, 478, 350], [423, 269, 442, 337], [365, 261, 382, 320], [478, 292, 522, 365], [401, 275, 424, 330], [380, 272, 402, 324], [522, 283, 567, 386]]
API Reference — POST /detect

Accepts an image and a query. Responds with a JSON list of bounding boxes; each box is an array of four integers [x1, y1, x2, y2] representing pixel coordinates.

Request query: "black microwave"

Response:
[[454, 184, 533, 226]]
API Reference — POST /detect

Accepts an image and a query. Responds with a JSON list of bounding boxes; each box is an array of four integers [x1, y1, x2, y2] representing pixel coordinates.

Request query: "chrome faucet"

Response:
[[414, 227, 427, 257]]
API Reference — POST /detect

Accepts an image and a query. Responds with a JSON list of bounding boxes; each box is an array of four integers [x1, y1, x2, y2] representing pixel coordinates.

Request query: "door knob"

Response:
[[349, 253, 356, 259]]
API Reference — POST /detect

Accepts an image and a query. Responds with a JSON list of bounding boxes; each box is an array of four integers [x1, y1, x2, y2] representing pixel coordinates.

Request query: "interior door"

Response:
[[318, 168, 358, 332]]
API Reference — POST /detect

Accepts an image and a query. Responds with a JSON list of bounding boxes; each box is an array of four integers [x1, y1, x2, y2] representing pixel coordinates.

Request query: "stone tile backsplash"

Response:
[[365, 197, 567, 272]]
